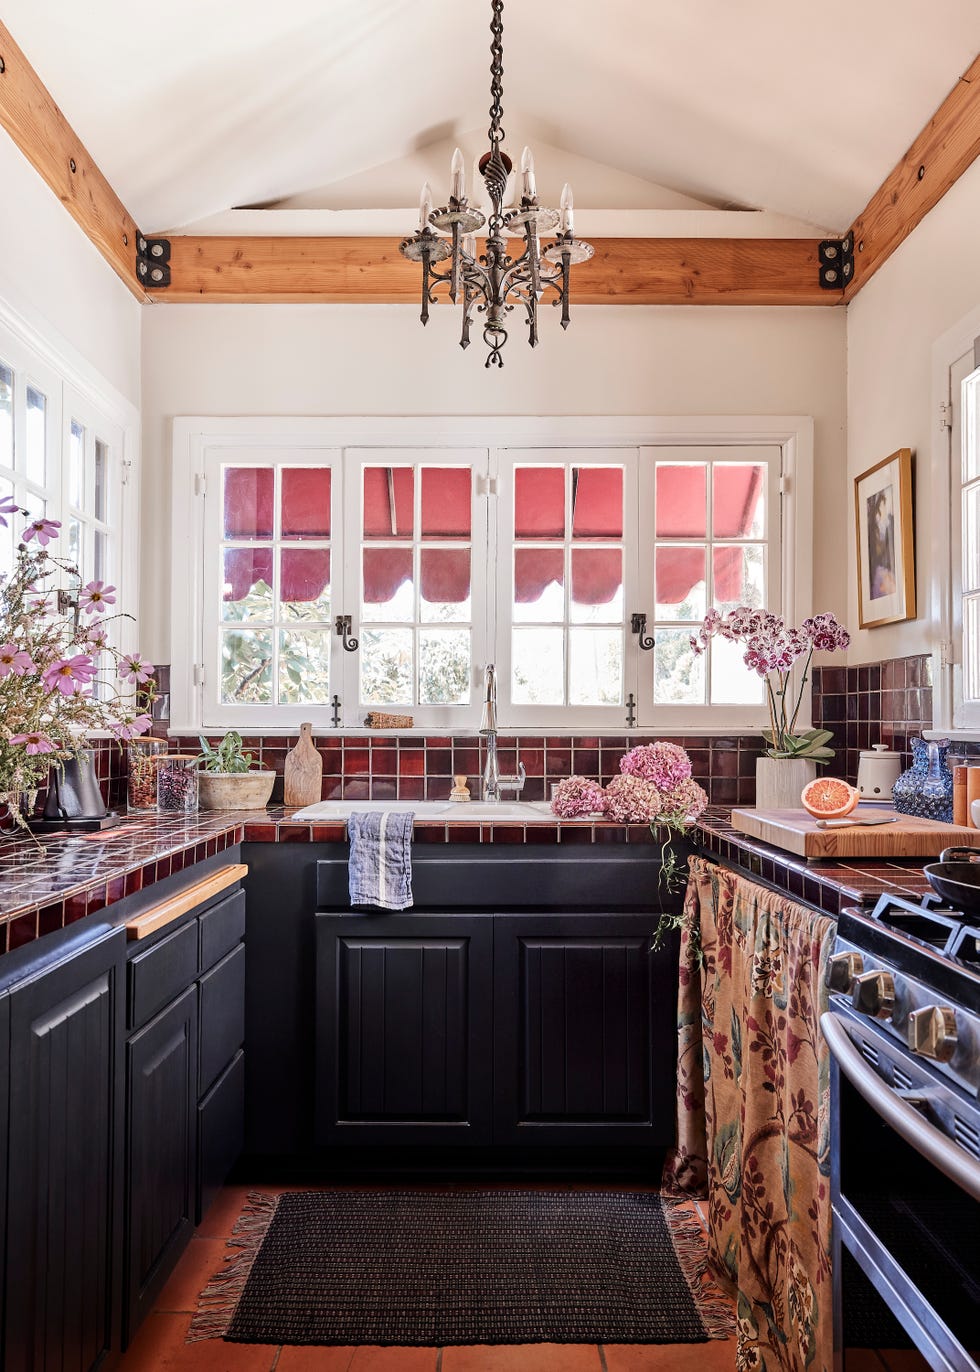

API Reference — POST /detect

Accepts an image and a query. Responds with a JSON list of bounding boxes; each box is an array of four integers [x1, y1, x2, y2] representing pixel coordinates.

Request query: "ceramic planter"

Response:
[[755, 756, 817, 810], [197, 769, 275, 810]]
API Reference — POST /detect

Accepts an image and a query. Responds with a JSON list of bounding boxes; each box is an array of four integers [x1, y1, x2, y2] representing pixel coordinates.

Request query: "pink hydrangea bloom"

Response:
[[603, 774, 661, 824], [551, 775, 606, 818], [22, 517, 61, 547], [9, 732, 57, 755], [79, 580, 116, 615], [659, 776, 709, 822], [42, 653, 97, 695], [620, 741, 692, 790], [0, 642, 34, 677], [118, 653, 154, 685]]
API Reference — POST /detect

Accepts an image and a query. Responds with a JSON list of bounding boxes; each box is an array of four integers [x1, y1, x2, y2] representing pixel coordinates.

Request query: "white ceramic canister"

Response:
[[856, 743, 902, 802]]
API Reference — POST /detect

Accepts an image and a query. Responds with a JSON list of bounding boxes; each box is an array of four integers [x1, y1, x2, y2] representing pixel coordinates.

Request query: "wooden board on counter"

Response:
[[730, 808, 980, 860]]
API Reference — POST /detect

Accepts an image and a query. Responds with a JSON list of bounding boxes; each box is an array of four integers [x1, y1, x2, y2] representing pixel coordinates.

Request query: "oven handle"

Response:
[[821, 1011, 980, 1203]]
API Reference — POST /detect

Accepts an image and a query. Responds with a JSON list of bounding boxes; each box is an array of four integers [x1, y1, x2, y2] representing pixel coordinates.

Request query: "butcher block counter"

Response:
[[730, 806, 980, 859]]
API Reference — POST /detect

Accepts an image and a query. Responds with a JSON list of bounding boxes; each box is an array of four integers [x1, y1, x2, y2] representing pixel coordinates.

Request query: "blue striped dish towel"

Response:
[[347, 811, 415, 909]]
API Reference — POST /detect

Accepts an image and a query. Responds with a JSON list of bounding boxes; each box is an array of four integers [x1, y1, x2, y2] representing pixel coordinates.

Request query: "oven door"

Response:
[[822, 1009, 980, 1372]]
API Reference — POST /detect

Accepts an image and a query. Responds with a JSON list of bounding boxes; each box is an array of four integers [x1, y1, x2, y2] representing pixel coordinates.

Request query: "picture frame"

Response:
[[853, 447, 915, 629]]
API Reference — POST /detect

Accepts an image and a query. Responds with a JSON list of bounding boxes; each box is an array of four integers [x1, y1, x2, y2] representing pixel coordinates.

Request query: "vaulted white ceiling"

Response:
[[6, 0, 980, 237]]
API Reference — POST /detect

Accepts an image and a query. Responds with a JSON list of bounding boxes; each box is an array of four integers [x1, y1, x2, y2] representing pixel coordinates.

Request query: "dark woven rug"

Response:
[[189, 1188, 733, 1347]]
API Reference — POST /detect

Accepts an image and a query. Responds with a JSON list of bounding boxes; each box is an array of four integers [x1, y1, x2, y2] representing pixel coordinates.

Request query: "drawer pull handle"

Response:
[[125, 863, 248, 941]]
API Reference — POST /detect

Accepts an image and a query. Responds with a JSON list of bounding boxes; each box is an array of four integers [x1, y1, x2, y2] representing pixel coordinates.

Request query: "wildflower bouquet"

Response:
[[691, 606, 849, 761], [0, 498, 155, 827]]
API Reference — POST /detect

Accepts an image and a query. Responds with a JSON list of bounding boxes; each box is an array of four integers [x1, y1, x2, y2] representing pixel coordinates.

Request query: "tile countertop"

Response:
[[0, 803, 936, 955]]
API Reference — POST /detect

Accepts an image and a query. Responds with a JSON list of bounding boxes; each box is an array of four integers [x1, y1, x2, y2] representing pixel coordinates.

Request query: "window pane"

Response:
[[419, 629, 470, 704], [221, 630, 273, 703], [420, 548, 470, 622], [569, 627, 622, 705], [572, 467, 623, 539], [361, 628, 413, 704], [654, 628, 705, 705], [67, 518, 82, 573], [94, 439, 108, 520], [222, 548, 273, 621], [512, 627, 564, 704], [0, 364, 12, 470], [281, 548, 331, 619], [362, 547, 413, 622], [224, 467, 274, 539], [570, 548, 622, 623], [0, 477, 14, 577], [964, 484, 980, 594], [69, 418, 84, 506], [363, 466, 413, 539], [714, 464, 765, 538], [656, 464, 706, 538], [94, 530, 106, 583], [713, 544, 764, 612], [711, 633, 764, 705], [26, 388, 47, 488], [655, 546, 706, 620], [515, 467, 564, 538], [282, 467, 330, 539], [421, 467, 470, 539], [514, 548, 563, 622], [965, 595, 980, 703], [279, 629, 331, 703]]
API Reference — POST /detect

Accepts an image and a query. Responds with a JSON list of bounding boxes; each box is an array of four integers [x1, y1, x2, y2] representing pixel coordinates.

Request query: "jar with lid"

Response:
[[127, 738, 168, 812], [156, 755, 200, 813], [856, 743, 901, 802]]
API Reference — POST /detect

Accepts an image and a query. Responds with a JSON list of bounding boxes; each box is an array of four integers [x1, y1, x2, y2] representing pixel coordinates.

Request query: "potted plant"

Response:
[[194, 731, 275, 810]]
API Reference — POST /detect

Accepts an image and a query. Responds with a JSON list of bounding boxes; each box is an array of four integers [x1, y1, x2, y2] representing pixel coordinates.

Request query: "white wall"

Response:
[[847, 154, 980, 665], [0, 131, 141, 408], [141, 301, 846, 660]]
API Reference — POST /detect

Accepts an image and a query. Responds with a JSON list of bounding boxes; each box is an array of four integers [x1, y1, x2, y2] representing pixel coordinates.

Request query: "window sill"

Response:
[[923, 728, 980, 744]]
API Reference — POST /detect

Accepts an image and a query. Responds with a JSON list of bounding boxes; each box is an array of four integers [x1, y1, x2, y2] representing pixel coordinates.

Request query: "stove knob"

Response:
[[908, 1005, 958, 1063], [825, 951, 864, 992], [851, 970, 896, 1020]]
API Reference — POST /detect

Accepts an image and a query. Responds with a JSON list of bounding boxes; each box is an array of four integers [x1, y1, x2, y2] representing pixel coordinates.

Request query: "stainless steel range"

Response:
[[822, 893, 980, 1372]]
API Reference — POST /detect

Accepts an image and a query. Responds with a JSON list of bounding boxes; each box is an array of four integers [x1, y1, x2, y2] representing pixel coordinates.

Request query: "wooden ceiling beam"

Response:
[[846, 53, 980, 300], [0, 19, 145, 301], [162, 234, 835, 305]]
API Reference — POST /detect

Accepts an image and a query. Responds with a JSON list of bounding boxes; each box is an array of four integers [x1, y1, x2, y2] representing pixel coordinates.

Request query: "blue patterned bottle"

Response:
[[891, 737, 953, 822]]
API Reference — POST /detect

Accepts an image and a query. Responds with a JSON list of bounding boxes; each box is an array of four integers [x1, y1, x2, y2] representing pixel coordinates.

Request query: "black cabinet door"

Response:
[[124, 984, 198, 1343], [4, 927, 125, 1372], [198, 941, 245, 1097], [493, 914, 676, 1145], [315, 912, 493, 1145]]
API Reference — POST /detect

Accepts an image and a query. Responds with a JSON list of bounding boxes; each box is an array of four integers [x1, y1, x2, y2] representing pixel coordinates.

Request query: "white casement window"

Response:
[[954, 362, 980, 728], [174, 418, 811, 733]]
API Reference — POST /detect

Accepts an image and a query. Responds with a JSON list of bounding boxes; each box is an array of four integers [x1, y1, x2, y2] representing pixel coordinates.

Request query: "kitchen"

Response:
[[0, 3, 979, 1370]]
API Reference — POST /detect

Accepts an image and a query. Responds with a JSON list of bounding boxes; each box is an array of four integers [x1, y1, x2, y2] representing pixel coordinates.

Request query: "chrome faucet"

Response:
[[479, 664, 526, 803]]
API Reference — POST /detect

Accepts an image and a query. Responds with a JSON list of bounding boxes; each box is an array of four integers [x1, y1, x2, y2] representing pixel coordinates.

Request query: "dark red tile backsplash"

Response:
[[811, 653, 934, 783]]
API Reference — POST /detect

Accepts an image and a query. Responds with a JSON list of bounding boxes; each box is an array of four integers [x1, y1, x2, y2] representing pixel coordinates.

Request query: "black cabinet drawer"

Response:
[[199, 891, 246, 974], [197, 1050, 244, 1224], [199, 943, 245, 1096], [128, 919, 198, 1032]]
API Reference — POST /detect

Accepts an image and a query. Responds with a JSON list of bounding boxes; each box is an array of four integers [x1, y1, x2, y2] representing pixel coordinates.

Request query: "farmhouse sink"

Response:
[[289, 798, 566, 822]]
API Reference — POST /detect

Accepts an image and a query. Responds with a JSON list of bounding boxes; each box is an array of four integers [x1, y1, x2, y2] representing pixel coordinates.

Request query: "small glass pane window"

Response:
[[94, 439, 108, 520], [223, 467, 274, 540], [26, 388, 47, 487], [0, 363, 12, 471]]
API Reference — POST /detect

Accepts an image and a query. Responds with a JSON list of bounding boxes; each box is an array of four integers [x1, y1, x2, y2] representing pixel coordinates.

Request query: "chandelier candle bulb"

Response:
[[520, 146, 536, 199], [450, 148, 466, 201], [418, 181, 433, 231], [560, 183, 574, 234]]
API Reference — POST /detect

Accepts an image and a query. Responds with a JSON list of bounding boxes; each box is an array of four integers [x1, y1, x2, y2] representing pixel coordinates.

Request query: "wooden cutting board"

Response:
[[283, 722, 323, 807], [731, 807, 980, 859]]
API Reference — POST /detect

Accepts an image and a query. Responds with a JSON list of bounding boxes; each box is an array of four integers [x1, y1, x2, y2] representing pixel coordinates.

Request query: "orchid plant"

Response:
[[691, 606, 850, 761], [0, 497, 155, 828]]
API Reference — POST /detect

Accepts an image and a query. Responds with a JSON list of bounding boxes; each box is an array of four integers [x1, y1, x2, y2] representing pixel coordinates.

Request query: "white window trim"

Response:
[[929, 306, 980, 740], [171, 415, 814, 734]]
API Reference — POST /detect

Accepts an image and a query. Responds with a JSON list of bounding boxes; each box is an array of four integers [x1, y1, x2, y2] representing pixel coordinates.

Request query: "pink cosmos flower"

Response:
[[109, 713, 153, 740], [118, 653, 154, 685], [0, 495, 21, 528], [42, 653, 97, 695], [79, 580, 116, 615], [9, 732, 57, 755], [81, 625, 109, 653], [0, 641, 34, 677], [22, 517, 61, 547]]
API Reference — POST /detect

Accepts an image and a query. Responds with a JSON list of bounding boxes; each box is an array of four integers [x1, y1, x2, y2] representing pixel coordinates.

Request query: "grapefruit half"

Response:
[[800, 776, 860, 819]]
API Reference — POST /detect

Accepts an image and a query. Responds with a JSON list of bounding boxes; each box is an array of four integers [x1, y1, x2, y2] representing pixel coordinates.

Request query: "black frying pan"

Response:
[[924, 846, 980, 912]]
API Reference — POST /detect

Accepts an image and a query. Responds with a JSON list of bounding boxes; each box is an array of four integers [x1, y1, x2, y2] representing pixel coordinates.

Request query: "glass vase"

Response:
[[892, 738, 953, 822]]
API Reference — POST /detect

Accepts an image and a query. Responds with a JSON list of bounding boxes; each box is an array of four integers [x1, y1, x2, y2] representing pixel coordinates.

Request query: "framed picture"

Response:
[[854, 447, 915, 629]]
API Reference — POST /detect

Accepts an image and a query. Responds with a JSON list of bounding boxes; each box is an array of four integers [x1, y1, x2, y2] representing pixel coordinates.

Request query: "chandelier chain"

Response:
[[487, 0, 505, 145]]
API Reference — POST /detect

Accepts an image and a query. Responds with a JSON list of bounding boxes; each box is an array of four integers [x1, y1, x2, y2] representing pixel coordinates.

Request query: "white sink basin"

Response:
[[289, 798, 567, 823]]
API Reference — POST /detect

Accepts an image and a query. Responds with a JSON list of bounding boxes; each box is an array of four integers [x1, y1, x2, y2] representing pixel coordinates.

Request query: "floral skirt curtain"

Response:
[[664, 856, 837, 1372]]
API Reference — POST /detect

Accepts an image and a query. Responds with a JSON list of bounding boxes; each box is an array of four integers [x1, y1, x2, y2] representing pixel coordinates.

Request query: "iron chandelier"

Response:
[[399, 0, 594, 369]]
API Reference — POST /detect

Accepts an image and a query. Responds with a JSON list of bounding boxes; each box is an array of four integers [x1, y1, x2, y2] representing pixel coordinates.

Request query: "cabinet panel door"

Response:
[[125, 984, 198, 1343], [5, 928, 125, 1372], [493, 914, 675, 1145], [315, 913, 492, 1145], [197, 1049, 245, 1224], [198, 941, 245, 1096]]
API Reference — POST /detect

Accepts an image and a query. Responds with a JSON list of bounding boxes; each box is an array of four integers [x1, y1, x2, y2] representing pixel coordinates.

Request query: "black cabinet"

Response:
[[493, 914, 674, 1145], [315, 913, 493, 1145], [125, 984, 198, 1339], [3, 926, 125, 1372]]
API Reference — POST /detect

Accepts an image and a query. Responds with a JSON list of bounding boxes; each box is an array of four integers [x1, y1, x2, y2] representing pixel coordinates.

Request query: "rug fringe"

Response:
[[662, 1197, 736, 1340], [187, 1191, 279, 1342]]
